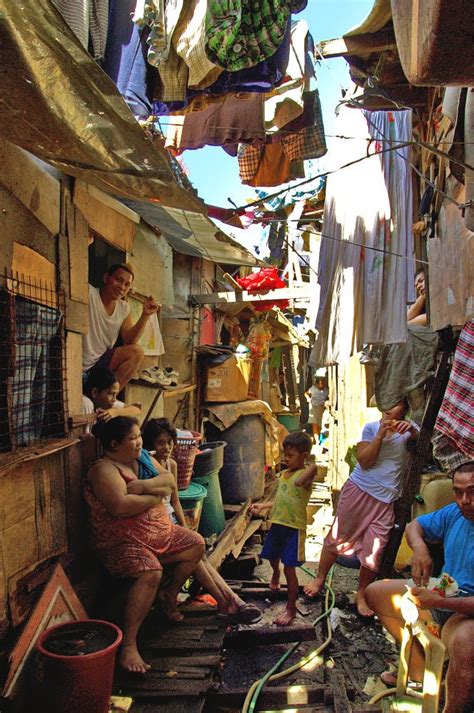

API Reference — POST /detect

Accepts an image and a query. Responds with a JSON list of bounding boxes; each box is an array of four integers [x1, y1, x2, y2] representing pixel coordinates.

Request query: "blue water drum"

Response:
[[205, 415, 265, 504]]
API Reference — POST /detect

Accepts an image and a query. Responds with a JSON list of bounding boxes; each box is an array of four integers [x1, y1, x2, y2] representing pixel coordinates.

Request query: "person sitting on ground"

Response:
[[140, 418, 261, 625], [83, 263, 158, 389], [84, 416, 205, 674], [82, 365, 141, 424], [407, 268, 428, 326], [365, 463, 474, 713], [251, 431, 318, 626], [304, 399, 419, 617], [305, 376, 329, 443]]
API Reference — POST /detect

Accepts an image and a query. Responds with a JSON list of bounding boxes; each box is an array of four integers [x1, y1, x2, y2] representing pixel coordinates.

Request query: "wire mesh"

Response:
[[0, 270, 68, 452]]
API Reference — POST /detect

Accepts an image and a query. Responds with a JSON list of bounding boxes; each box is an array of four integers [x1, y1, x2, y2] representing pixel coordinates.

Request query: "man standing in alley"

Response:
[[83, 263, 158, 389], [366, 462, 474, 713]]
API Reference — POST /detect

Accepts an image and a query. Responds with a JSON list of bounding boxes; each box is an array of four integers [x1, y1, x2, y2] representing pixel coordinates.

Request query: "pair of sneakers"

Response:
[[139, 366, 179, 387]]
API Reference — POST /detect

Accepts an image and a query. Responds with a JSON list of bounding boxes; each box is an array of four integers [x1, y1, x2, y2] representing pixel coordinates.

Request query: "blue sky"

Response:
[[180, 0, 374, 210]]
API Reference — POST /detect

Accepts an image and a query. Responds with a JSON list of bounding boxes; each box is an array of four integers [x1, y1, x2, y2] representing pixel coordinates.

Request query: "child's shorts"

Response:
[[261, 523, 305, 567]]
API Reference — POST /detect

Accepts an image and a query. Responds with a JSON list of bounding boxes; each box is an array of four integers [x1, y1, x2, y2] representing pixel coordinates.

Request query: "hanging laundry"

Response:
[[237, 118, 326, 187], [164, 93, 265, 153], [51, 0, 109, 60], [205, 1, 291, 72], [152, 18, 291, 115], [132, 0, 167, 62], [151, 0, 223, 102], [264, 20, 315, 134], [309, 107, 414, 367], [104, 0, 156, 120]]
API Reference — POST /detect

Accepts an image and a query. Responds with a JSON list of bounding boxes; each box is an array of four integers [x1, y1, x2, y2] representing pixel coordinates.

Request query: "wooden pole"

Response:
[[378, 350, 451, 578]]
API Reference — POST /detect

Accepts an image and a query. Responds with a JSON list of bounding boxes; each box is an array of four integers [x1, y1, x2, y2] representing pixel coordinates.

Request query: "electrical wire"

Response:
[[241, 566, 335, 713]]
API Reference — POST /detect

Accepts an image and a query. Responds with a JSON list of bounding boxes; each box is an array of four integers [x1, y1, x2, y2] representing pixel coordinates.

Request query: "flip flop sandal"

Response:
[[218, 603, 262, 625]]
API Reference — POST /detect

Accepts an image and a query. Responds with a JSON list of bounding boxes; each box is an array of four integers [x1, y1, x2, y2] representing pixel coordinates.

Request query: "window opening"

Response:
[[0, 270, 67, 452]]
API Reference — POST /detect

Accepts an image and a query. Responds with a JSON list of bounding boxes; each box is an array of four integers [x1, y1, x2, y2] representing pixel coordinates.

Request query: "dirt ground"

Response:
[[216, 553, 399, 709]]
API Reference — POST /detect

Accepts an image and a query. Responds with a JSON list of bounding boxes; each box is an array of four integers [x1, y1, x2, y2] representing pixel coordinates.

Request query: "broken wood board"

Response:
[[207, 683, 329, 708], [207, 499, 253, 569], [328, 670, 354, 713], [224, 622, 317, 649], [231, 519, 263, 559], [3, 564, 86, 697]]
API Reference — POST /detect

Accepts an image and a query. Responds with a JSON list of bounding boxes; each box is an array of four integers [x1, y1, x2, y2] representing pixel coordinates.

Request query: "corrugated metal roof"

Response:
[[119, 198, 261, 267]]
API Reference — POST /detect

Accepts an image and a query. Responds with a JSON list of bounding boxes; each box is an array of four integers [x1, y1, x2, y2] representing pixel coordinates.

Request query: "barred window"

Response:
[[0, 271, 67, 452]]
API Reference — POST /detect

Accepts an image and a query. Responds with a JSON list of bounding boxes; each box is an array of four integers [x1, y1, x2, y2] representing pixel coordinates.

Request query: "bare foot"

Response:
[[356, 589, 374, 617], [274, 606, 296, 626], [303, 576, 325, 598], [157, 590, 184, 622], [120, 643, 151, 674], [269, 571, 281, 591]]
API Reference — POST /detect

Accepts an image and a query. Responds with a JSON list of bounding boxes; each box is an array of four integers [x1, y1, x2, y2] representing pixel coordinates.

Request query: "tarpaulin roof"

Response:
[[0, 0, 203, 211], [120, 198, 262, 267]]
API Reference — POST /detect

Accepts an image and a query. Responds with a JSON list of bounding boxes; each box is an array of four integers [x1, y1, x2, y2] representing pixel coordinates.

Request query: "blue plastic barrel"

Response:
[[206, 415, 265, 504]]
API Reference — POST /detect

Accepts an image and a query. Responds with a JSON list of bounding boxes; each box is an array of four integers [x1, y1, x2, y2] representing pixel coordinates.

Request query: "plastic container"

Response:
[[276, 412, 301, 432], [206, 416, 265, 503], [36, 619, 122, 713], [178, 481, 207, 531], [193, 441, 226, 477], [193, 471, 226, 537], [174, 431, 202, 490]]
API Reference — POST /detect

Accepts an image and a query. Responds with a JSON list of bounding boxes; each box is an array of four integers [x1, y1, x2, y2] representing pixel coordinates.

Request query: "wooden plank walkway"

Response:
[[114, 607, 228, 711]]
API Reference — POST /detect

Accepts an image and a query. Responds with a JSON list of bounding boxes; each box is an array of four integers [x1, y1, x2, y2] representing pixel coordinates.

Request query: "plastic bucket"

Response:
[[276, 412, 301, 432], [178, 481, 207, 531], [36, 619, 122, 713], [193, 471, 226, 537], [193, 441, 226, 477]]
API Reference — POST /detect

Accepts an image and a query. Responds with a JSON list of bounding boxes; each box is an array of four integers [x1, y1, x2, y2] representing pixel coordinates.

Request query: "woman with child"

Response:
[[84, 416, 205, 673]]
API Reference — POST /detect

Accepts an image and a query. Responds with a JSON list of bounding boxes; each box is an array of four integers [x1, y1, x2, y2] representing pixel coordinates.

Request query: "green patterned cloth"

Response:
[[205, 0, 291, 71]]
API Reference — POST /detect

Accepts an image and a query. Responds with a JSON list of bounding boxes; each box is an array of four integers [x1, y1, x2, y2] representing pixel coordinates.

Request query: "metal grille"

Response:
[[0, 270, 67, 452]]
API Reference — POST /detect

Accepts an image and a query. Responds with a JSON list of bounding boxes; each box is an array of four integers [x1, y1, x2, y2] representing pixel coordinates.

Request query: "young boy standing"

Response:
[[251, 431, 317, 626]]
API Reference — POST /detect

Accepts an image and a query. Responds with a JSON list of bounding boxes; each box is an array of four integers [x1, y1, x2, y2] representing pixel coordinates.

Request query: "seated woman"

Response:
[[141, 418, 261, 625], [84, 416, 205, 674]]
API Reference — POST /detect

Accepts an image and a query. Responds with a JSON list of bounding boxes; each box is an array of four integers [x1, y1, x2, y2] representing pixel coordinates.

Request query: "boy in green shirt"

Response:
[[251, 432, 317, 625]]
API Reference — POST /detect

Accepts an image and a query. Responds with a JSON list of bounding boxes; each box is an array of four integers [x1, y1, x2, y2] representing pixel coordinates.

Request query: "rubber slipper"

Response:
[[218, 604, 262, 625], [380, 670, 397, 687]]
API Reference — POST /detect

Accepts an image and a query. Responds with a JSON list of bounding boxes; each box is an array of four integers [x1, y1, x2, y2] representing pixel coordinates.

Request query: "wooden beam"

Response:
[[225, 622, 317, 648], [207, 684, 328, 708], [317, 29, 396, 59], [207, 500, 252, 569], [189, 285, 312, 305]]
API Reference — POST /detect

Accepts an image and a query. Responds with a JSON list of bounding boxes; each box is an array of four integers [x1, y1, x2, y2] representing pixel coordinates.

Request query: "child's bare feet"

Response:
[[274, 606, 297, 626], [270, 571, 281, 591], [120, 643, 151, 673], [356, 589, 374, 617], [303, 576, 325, 599]]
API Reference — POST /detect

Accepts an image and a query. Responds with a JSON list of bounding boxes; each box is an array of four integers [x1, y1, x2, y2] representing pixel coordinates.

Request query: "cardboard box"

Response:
[[205, 354, 251, 402]]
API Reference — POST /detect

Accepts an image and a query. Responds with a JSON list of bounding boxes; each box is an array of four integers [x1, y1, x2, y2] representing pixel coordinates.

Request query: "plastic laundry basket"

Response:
[[174, 431, 202, 490], [36, 619, 122, 713]]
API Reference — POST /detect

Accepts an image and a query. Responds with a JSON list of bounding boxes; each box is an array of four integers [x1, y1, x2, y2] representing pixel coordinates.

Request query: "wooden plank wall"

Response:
[[327, 356, 377, 494]]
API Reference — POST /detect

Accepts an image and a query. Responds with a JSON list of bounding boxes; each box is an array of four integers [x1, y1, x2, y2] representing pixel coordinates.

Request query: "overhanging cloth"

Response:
[[0, 0, 203, 211]]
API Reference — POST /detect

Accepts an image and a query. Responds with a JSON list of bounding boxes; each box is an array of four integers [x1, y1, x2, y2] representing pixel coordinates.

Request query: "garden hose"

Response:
[[241, 566, 335, 713]]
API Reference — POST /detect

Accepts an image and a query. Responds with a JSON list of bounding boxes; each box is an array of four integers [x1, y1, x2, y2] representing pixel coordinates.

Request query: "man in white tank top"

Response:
[[82, 263, 158, 389]]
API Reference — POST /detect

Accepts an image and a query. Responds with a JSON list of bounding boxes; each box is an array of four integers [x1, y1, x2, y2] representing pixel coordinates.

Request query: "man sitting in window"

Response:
[[82, 263, 158, 389]]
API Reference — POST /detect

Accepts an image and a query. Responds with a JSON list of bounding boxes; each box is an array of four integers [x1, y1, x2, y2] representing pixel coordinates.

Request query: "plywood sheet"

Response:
[[66, 331, 85, 416], [0, 139, 60, 235], [67, 203, 89, 303], [428, 178, 474, 330], [11, 243, 56, 306], [74, 180, 137, 251]]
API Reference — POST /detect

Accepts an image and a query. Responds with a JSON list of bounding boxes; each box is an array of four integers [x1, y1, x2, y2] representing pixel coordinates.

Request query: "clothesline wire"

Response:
[[259, 221, 430, 270]]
